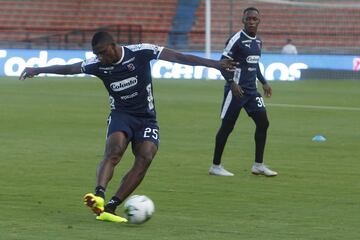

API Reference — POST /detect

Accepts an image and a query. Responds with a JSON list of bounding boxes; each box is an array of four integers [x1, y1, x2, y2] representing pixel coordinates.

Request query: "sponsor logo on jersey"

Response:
[[120, 91, 138, 100], [110, 76, 138, 92], [248, 67, 257, 71], [242, 39, 254, 49], [246, 55, 260, 64]]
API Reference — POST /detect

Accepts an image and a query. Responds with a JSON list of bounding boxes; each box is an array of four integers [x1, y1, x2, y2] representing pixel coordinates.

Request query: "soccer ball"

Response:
[[124, 195, 155, 224]]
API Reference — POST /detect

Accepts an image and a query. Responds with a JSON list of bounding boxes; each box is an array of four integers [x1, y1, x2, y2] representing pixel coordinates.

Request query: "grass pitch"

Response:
[[0, 77, 359, 240]]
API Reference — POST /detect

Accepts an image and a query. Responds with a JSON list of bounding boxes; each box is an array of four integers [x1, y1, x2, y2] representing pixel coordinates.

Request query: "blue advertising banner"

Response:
[[0, 49, 359, 80]]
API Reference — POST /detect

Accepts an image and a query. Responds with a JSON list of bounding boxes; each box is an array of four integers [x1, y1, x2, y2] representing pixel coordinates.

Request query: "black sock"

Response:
[[105, 196, 121, 214], [95, 186, 105, 199]]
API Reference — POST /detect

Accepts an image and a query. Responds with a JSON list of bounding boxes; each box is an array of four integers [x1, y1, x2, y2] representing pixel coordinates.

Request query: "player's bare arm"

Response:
[[19, 62, 83, 80], [159, 48, 238, 71]]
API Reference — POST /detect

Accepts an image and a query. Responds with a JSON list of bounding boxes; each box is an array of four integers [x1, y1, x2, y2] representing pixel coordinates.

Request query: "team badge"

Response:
[[127, 63, 135, 71]]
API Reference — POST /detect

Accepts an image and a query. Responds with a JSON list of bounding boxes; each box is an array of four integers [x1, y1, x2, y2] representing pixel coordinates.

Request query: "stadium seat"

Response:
[[188, 0, 360, 54], [0, 0, 177, 49]]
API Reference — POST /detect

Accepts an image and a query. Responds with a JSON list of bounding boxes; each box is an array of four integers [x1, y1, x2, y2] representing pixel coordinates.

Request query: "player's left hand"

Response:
[[219, 59, 239, 72], [262, 83, 272, 97]]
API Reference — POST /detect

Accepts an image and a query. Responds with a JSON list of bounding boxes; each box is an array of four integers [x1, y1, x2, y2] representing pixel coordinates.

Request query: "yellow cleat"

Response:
[[96, 212, 128, 223], [83, 193, 104, 215]]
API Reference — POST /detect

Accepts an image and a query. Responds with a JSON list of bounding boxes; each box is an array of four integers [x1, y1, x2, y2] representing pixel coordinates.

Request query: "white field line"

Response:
[[268, 103, 360, 111]]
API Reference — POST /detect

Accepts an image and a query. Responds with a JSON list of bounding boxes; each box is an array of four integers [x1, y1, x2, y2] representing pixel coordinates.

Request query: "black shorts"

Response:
[[106, 111, 160, 146], [220, 89, 266, 122]]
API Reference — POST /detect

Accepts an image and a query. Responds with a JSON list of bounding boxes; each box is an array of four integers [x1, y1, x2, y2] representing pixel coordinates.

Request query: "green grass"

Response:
[[1, 77, 359, 240]]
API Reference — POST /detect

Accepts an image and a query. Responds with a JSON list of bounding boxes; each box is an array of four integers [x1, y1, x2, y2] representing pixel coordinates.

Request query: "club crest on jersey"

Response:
[[127, 63, 135, 71], [246, 55, 260, 64], [110, 76, 138, 92]]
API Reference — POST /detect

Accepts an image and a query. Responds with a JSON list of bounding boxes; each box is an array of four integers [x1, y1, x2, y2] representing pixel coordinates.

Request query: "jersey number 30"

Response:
[[256, 97, 266, 107]]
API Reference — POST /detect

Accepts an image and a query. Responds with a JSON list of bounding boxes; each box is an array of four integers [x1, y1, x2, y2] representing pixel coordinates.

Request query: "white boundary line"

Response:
[[268, 103, 360, 111]]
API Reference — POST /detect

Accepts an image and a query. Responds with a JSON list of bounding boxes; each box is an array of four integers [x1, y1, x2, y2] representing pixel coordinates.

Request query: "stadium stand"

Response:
[[168, 0, 201, 49], [1, 0, 359, 54], [189, 0, 360, 54], [0, 0, 177, 49]]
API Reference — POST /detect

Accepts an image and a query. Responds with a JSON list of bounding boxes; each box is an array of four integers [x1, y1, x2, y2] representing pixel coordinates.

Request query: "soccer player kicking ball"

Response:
[[19, 31, 237, 223], [209, 7, 278, 177]]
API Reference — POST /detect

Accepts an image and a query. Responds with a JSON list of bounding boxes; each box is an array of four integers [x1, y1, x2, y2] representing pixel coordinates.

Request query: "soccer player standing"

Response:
[[19, 31, 237, 222], [209, 7, 278, 177]]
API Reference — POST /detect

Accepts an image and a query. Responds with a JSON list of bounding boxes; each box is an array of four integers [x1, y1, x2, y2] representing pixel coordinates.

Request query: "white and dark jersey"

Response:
[[221, 30, 266, 94], [81, 44, 164, 118]]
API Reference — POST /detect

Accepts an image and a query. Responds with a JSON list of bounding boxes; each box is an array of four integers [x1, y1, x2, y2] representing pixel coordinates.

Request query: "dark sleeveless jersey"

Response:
[[81, 44, 164, 118], [221, 30, 265, 94]]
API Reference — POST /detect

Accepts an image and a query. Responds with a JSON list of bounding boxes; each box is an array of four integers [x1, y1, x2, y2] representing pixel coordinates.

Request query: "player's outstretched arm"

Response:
[[19, 62, 83, 81], [159, 48, 237, 71]]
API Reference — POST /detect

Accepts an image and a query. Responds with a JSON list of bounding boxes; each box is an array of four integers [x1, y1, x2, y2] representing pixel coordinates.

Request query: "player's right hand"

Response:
[[19, 67, 38, 81], [230, 81, 244, 98]]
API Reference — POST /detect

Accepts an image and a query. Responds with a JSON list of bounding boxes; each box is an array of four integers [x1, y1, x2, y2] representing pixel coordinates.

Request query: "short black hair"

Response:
[[91, 31, 114, 48], [243, 7, 259, 14]]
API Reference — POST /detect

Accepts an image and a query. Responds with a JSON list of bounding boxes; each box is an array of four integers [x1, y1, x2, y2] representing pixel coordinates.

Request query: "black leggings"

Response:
[[212, 111, 269, 165]]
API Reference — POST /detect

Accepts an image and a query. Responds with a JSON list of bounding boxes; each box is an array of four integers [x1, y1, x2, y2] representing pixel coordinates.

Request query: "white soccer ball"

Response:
[[124, 195, 155, 224]]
